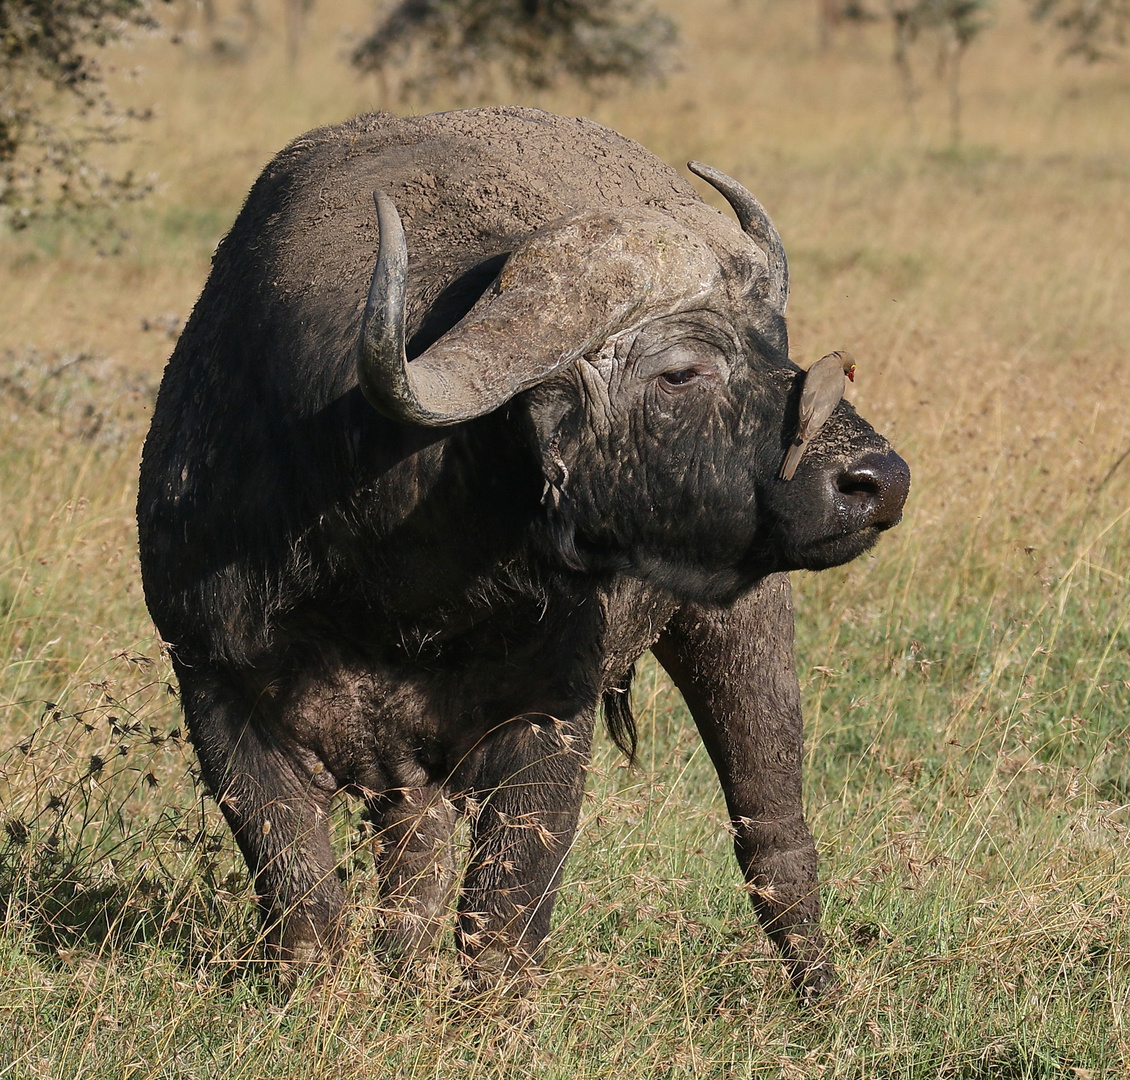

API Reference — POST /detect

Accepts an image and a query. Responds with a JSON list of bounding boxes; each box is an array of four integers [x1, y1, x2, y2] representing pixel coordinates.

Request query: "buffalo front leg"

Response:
[[366, 785, 458, 962], [651, 574, 835, 999], [454, 710, 593, 990], [179, 670, 345, 985]]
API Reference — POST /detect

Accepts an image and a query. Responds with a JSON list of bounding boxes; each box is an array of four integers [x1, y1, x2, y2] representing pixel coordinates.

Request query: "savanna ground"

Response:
[[1, 0, 1129, 1075]]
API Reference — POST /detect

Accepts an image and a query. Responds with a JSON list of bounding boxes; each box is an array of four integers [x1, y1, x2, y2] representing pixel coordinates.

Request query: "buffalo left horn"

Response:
[[358, 192, 722, 426], [687, 161, 789, 314], [357, 192, 459, 426]]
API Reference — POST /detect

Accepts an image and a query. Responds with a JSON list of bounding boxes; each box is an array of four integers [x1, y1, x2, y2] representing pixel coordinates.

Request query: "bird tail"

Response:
[[780, 442, 804, 481]]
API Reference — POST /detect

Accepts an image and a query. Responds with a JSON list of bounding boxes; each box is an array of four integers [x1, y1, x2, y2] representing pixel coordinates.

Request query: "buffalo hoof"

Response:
[[267, 929, 340, 996], [789, 955, 839, 1006], [781, 926, 838, 1004], [462, 947, 544, 987]]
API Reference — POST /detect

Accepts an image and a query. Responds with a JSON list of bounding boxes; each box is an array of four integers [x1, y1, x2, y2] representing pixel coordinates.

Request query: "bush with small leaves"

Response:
[[351, 0, 678, 100], [0, 0, 162, 237], [1028, 0, 1129, 61]]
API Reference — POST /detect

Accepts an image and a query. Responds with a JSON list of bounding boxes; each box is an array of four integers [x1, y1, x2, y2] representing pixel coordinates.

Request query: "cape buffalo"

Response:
[[137, 106, 909, 996]]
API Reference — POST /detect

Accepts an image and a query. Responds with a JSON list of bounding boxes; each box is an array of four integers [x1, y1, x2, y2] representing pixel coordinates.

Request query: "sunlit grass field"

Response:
[[1, 0, 1128, 1075]]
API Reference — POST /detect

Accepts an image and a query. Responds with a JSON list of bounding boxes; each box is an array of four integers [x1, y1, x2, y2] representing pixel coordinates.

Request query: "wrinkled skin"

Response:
[[137, 107, 909, 998], [531, 310, 895, 596]]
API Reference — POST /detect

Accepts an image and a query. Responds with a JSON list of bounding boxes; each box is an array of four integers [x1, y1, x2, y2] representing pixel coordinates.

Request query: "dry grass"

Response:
[[1, 0, 1129, 1075]]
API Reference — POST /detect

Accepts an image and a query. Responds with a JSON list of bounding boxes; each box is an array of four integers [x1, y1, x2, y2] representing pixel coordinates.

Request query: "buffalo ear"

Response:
[[522, 379, 586, 572], [523, 379, 578, 485]]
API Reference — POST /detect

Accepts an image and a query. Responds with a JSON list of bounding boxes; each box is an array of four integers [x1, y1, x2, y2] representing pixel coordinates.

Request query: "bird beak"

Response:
[[846, 365, 856, 382]]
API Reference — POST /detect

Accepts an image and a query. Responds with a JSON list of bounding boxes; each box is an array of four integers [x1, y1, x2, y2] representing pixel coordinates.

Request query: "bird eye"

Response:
[[660, 368, 699, 387]]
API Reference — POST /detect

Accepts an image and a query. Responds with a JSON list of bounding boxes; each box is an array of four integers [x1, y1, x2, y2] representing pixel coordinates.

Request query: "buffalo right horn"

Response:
[[357, 193, 722, 427], [687, 161, 789, 314]]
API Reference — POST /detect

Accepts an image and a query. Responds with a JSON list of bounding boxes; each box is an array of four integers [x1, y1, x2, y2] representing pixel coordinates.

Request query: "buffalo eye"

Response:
[[660, 368, 700, 387], [630, 333, 730, 391]]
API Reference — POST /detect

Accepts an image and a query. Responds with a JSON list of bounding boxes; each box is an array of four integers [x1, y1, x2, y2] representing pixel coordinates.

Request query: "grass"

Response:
[[1, 0, 1129, 1075]]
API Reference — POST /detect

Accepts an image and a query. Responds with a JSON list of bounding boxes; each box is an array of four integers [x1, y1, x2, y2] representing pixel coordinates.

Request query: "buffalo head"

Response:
[[357, 165, 909, 605]]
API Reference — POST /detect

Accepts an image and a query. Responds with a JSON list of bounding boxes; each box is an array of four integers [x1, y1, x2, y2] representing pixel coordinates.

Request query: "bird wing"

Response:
[[781, 352, 850, 480], [796, 352, 846, 441]]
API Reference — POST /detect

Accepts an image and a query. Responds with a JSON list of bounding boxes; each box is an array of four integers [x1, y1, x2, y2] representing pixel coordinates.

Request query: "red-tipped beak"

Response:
[[846, 366, 856, 382]]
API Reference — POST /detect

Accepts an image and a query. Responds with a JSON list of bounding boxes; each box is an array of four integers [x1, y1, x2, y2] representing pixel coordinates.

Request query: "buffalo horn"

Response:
[[357, 192, 472, 426], [358, 193, 721, 426], [687, 161, 789, 313]]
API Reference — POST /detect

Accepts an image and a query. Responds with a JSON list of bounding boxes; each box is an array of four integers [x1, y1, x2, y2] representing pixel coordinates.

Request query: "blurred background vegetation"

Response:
[[2, 0, 1127, 234], [1, 0, 1128, 1076]]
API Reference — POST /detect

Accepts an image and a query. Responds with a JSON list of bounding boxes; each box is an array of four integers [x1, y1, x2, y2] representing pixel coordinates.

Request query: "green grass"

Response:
[[2, 0, 1130, 1074], [2, 641, 1129, 1077], [1, 495, 1126, 1076]]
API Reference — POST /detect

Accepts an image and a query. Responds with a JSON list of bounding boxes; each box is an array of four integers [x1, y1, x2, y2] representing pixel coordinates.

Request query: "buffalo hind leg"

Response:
[[366, 785, 458, 963], [652, 574, 835, 1000], [454, 710, 593, 991], [179, 669, 345, 986]]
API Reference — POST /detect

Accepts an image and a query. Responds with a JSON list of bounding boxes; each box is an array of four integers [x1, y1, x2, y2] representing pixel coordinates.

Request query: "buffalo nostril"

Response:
[[837, 470, 882, 499], [836, 451, 911, 529]]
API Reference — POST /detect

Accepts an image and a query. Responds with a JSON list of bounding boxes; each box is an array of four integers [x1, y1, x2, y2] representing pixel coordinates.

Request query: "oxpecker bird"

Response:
[[779, 351, 856, 481]]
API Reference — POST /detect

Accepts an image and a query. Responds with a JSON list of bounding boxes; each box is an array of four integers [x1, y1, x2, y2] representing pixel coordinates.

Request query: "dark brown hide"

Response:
[[137, 107, 909, 997]]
